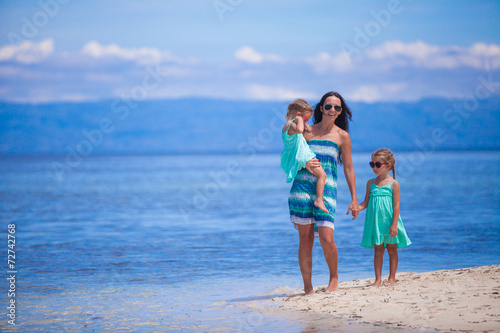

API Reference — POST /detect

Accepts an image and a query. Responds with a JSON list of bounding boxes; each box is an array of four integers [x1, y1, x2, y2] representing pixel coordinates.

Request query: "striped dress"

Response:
[[289, 140, 340, 235]]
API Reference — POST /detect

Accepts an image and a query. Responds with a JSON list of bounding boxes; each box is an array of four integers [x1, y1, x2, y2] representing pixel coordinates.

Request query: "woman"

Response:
[[288, 91, 359, 295]]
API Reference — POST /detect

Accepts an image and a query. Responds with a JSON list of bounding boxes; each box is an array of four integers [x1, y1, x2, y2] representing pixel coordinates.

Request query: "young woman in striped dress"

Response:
[[288, 91, 359, 295]]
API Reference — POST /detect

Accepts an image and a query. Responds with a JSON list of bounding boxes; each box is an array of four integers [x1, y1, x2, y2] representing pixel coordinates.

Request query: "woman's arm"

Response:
[[340, 132, 359, 219], [390, 180, 401, 237]]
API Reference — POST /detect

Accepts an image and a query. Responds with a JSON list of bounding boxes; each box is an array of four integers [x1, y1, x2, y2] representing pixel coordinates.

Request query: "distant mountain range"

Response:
[[1, 96, 499, 156]]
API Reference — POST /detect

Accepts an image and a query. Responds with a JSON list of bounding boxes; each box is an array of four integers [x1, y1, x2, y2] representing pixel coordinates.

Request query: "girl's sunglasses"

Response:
[[369, 162, 389, 168], [324, 104, 342, 112], [298, 114, 310, 122]]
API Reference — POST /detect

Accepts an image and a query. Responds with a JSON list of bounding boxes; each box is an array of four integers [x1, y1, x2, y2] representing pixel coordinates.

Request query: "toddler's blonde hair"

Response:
[[285, 99, 313, 119], [372, 148, 397, 179]]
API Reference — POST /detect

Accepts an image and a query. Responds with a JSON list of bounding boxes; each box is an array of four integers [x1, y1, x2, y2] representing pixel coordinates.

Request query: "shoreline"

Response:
[[242, 265, 500, 332]]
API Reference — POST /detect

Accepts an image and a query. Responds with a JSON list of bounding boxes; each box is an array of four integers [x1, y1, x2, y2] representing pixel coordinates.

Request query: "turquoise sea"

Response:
[[1, 151, 499, 332]]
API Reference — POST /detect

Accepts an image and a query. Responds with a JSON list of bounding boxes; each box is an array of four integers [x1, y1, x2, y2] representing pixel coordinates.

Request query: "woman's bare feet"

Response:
[[304, 288, 315, 295], [314, 199, 329, 213], [326, 278, 338, 292], [370, 280, 382, 287]]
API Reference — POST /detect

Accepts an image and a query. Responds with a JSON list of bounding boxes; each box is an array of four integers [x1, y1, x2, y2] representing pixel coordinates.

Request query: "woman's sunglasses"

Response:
[[324, 104, 342, 112], [369, 162, 389, 168]]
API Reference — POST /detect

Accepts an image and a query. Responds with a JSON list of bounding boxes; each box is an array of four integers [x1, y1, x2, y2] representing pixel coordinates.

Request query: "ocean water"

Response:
[[1, 151, 499, 332]]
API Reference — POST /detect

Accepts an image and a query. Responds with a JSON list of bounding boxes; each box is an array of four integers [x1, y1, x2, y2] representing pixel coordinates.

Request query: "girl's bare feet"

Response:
[[385, 278, 396, 286], [370, 280, 382, 287], [314, 199, 329, 213]]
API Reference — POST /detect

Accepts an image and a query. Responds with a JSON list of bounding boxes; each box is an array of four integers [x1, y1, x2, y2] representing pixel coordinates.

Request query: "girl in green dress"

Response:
[[281, 99, 328, 213], [359, 148, 411, 287]]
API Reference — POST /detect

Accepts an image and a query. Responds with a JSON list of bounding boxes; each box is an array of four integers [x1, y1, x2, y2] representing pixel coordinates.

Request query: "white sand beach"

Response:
[[243, 265, 500, 332]]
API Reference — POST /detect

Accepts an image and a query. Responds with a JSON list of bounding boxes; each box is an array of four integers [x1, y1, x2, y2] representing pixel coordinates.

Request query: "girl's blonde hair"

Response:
[[285, 99, 313, 119], [372, 148, 397, 179]]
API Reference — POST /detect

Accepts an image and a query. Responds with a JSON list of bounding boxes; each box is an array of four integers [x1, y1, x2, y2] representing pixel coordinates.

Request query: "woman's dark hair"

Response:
[[313, 91, 353, 164], [313, 91, 352, 131]]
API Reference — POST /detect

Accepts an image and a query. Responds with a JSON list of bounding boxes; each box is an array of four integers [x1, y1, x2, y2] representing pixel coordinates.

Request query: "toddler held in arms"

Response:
[[280, 99, 328, 213]]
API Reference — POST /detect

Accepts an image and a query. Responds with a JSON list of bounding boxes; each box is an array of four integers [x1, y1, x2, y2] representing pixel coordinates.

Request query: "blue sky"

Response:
[[0, 0, 499, 103]]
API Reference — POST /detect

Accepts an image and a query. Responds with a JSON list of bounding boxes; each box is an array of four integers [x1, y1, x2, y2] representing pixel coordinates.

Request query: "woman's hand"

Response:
[[305, 158, 321, 173], [346, 201, 360, 220]]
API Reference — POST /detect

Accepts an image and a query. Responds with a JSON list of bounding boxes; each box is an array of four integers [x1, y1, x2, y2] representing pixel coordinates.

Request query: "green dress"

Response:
[[361, 179, 411, 249], [280, 119, 316, 183]]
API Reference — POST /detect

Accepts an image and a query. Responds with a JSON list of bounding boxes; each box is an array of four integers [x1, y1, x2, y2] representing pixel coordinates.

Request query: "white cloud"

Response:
[[245, 84, 316, 101], [306, 51, 354, 74], [234, 46, 284, 64], [0, 39, 54, 64], [365, 40, 500, 70], [348, 83, 408, 103], [366, 40, 439, 61], [308, 41, 500, 74], [82, 41, 182, 65], [1, 39, 499, 104], [235, 46, 262, 63], [348, 85, 382, 103], [58, 93, 98, 102], [463, 43, 500, 71], [84, 73, 121, 83]]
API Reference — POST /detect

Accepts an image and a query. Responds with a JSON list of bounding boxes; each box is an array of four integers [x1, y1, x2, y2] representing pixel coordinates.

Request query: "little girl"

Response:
[[359, 148, 411, 287], [281, 99, 328, 213]]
